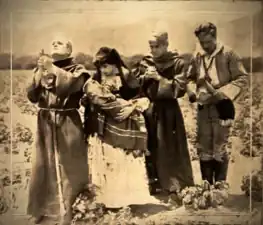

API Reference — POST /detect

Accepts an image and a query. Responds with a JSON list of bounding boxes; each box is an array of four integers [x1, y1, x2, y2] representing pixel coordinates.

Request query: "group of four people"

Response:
[[26, 22, 248, 225]]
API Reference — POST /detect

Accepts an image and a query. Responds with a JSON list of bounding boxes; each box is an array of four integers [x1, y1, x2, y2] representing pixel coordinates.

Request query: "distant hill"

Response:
[[0, 52, 261, 73]]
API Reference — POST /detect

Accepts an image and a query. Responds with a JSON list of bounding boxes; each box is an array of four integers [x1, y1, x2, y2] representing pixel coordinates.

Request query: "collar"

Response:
[[53, 57, 74, 68], [194, 42, 224, 59], [143, 50, 181, 72]]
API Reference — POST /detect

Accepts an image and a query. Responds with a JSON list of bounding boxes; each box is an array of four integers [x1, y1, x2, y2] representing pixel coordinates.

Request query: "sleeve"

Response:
[[119, 67, 141, 100], [50, 64, 90, 96], [218, 50, 248, 101], [26, 68, 42, 103], [121, 67, 141, 89], [185, 56, 198, 83], [156, 58, 187, 99], [183, 56, 199, 102], [133, 58, 151, 84]]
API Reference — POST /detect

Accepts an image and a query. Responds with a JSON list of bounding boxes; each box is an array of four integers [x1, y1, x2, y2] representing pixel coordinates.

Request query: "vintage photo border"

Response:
[[0, 0, 262, 224]]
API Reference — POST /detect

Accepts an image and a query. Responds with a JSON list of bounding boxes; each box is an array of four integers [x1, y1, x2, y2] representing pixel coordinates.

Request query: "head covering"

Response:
[[148, 31, 169, 46], [194, 22, 217, 38], [215, 98, 235, 121], [93, 47, 126, 68]]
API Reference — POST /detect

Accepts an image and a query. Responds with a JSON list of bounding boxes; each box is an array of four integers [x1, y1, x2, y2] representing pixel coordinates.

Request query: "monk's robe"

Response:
[[135, 51, 195, 193], [26, 57, 90, 218]]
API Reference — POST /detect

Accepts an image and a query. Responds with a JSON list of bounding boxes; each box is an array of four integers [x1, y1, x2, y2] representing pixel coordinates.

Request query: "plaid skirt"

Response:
[[96, 113, 147, 151]]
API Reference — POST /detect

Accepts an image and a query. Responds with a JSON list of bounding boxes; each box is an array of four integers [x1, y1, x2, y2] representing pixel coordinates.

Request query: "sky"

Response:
[[0, 1, 262, 57]]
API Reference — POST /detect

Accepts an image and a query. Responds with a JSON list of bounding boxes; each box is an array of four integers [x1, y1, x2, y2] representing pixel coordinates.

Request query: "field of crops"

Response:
[[0, 70, 262, 225]]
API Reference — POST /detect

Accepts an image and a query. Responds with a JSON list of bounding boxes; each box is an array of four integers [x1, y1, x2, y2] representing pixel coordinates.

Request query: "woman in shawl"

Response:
[[81, 47, 153, 207], [134, 31, 195, 204]]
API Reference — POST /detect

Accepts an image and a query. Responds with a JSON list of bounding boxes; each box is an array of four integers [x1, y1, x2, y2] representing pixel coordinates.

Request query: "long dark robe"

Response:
[[135, 51, 194, 193], [26, 58, 90, 218]]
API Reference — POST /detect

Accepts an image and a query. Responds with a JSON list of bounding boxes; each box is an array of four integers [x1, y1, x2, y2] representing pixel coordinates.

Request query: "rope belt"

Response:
[[38, 107, 77, 112]]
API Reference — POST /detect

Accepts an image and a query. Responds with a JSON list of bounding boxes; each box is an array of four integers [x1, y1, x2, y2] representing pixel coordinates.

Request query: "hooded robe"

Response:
[[135, 51, 195, 193], [26, 57, 90, 218]]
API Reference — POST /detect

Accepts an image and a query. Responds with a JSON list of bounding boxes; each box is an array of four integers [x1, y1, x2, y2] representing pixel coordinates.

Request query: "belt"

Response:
[[39, 107, 77, 112]]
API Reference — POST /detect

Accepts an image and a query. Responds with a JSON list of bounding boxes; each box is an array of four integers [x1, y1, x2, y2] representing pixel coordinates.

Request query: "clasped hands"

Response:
[[115, 97, 150, 122], [143, 67, 161, 81], [115, 104, 136, 122], [34, 50, 55, 85], [37, 54, 54, 72]]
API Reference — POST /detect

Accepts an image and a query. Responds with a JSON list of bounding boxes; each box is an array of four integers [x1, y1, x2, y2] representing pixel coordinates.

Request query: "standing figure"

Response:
[[26, 38, 90, 225], [81, 47, 153, 208], [134, 31, 195, 203], [186, 22, 248, 185]]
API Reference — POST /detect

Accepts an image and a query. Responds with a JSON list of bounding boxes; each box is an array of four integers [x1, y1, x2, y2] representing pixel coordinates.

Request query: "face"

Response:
[[149, 41, 168, 58], [50, 40, 71, 58], [197, 33, 217, 54], [100, 63, 117, 76]]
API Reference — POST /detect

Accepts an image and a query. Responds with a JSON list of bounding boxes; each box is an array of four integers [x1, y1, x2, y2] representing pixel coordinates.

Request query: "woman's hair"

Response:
[[194, 22, 217, 38], [93, 47, 129, 84]]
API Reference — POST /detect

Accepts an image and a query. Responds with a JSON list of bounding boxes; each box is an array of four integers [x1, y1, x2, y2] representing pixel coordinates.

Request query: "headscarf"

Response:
[[93, 47, 126, 68]]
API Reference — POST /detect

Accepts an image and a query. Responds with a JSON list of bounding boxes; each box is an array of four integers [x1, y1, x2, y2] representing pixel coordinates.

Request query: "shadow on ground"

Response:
[[129, 203, 170, 218], [224, 194, 251, 212]]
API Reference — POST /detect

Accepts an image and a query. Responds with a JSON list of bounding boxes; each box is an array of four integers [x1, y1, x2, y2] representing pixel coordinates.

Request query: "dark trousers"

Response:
[[200, 158, 229, 184]]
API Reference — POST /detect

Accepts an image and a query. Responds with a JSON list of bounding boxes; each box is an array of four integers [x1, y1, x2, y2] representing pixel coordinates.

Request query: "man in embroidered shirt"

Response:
[[187, 22, 248, 185]]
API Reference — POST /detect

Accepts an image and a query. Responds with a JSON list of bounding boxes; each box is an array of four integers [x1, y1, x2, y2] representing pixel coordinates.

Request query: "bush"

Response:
[[232, 78, 263, 157], [241, 170, 262, 202], [242, 57, 263, 73], [74, 52, 96, 70], [0, 53, 12, 69]]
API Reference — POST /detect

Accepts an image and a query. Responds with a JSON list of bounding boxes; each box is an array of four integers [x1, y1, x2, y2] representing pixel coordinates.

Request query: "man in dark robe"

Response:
[[134, 31, 194, 203], [26, 38, 90, 225]]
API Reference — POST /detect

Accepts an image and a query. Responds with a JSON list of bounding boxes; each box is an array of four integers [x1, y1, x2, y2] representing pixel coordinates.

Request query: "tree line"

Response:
[[0, 52, 262, 72]]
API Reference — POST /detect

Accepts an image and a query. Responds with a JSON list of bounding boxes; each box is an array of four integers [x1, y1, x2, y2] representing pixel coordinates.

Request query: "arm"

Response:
[[217, 50, 248, 101], [26, 68, 42, 103], [156, 58, 187, 99], [121, 67, 141, 89], [48, 64, 90, 96], [184, 57, 199, 103], [119, 67, 141, 100]]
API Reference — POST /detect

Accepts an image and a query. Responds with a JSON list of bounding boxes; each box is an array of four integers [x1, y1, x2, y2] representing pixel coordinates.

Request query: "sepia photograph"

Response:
[[0, 1, 262, 225]]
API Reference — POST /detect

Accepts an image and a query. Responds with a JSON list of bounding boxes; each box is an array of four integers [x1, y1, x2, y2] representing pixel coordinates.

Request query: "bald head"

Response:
[[50, 37, 72, 60]]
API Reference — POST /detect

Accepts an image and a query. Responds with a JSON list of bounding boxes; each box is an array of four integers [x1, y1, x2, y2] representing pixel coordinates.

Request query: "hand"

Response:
[[188, 92, 197, 103], [144, 69, 161, 81], [115, 105, 136, 121], [203, 80, 217, 95], [34, 69, 43, 85], [37, 55, 53, 71], [197, 77, 206, 86], [219, 119, 233, 127]]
